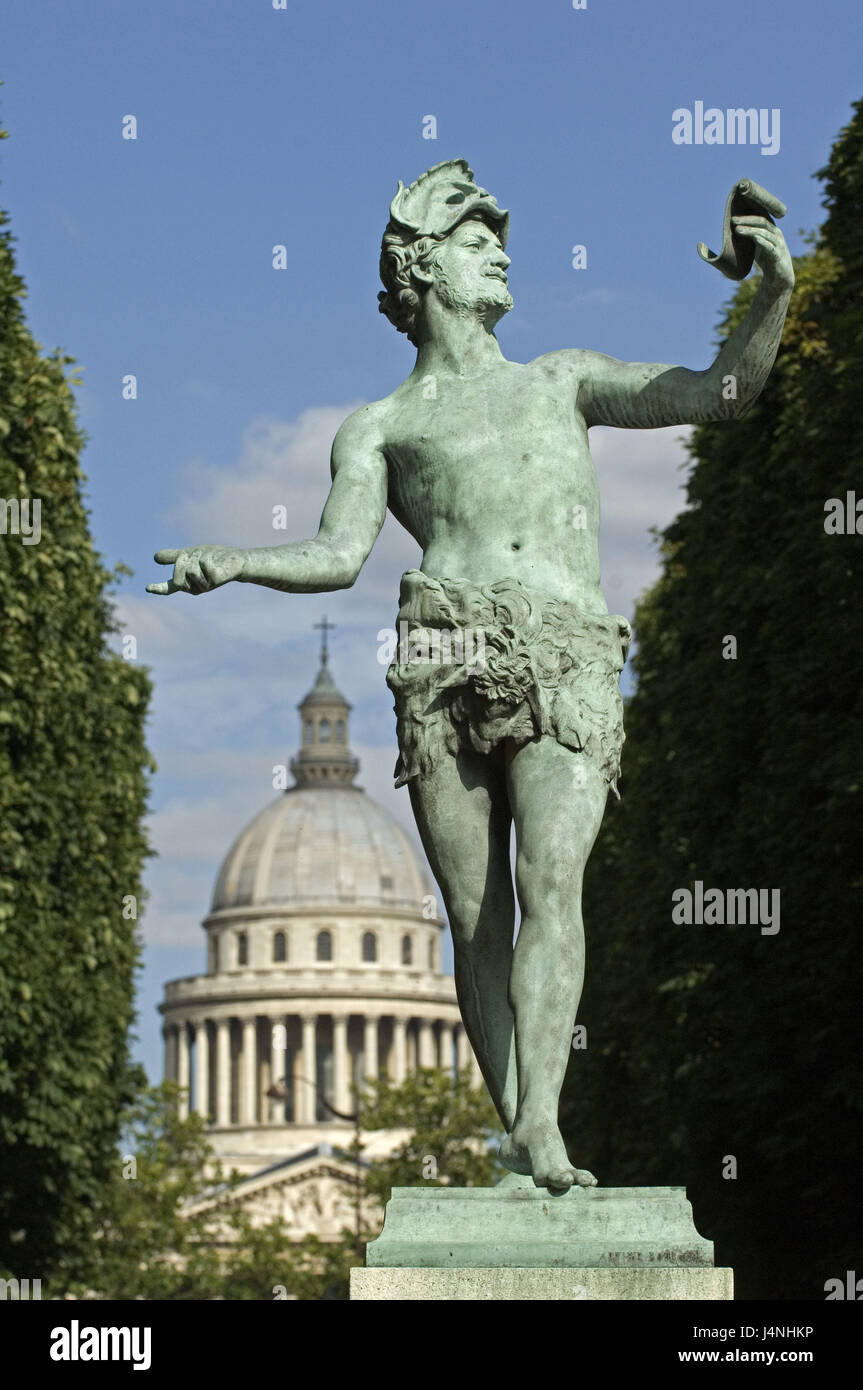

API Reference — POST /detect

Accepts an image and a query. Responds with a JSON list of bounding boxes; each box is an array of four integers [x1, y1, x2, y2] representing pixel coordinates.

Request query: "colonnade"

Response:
[[163, 1010, 480, 1124]]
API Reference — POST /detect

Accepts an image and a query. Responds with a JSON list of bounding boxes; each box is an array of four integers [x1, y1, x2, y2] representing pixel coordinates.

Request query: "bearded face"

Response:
[[426, 216, 514, 326]]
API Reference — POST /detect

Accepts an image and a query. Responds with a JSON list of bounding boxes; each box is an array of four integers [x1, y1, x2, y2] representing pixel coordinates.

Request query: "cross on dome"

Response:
[[313, 615, 336, 667], [292, 623, 358, 788]]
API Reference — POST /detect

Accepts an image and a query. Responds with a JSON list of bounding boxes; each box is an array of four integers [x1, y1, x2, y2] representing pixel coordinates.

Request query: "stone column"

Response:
[[242, 1016, 257, 1125], [290, 1018, 302, 1121], [163, 1025, 176, 1082], [456, 1025, 471, 1074], [194, 1019, 209, 1119], [280, 1014, 292, 1121], [333, 1014, 350, 1116], [259, 1020, 272, 1121], [269, 1017, 287, 1093], [393, 1016, 408, 1084], [418, 1018, 436, 1068], [301, 1014, 317, 1124], [439, 1022, 454, 1077], [216, 1018, 231, 1125], [363, 1015, 379, 1084], [176, 1022, 190, 1119]]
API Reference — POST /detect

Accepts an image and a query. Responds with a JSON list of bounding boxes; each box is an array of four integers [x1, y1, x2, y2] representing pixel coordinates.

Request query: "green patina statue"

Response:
[[149, 160, 793, 1192]]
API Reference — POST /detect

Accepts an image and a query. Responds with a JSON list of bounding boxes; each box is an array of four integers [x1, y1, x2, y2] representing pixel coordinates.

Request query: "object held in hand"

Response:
[[697, 179, 787, 281]]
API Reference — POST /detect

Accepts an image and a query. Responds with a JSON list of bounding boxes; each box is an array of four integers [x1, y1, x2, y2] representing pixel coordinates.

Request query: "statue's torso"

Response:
[[379, 358, 609, 613]]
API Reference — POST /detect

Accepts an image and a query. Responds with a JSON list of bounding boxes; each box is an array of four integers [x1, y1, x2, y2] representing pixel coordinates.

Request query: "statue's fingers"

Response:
[[732, 214, 774, 228], [154, 548, 181, 565], [185, 559, 211, 594], [172, 557, 191, 591], [146, 580, 175, 595], [734, 225, 779, 246]]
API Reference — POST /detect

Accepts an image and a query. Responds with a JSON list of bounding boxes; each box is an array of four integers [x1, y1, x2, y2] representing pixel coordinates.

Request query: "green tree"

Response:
[[563, 100, 863, 1298], [51, 1081, 356, 1301], [0, 121, 154, 1282], [48, 1073, 500, 1301], [360, 1067, 504, 1208], [62, 1082, 229, 1300]]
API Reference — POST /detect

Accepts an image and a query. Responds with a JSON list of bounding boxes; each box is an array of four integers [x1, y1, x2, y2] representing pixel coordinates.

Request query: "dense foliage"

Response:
[[360, 1065, 504, 1206], [564, 101, 863, 1299], [59, 1083, 356, 1302], [0, 126, 154, 1281]]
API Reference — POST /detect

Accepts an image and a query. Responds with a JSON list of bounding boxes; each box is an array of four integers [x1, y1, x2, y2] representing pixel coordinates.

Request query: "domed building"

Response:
[[159, 628, 477, 1238]]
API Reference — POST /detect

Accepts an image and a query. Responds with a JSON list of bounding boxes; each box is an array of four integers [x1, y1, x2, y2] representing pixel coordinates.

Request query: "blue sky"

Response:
[[3, 0, 860, 1079]]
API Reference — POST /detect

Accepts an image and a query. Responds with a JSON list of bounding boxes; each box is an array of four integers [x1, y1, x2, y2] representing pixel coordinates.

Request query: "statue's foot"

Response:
[[500, 1123, 597, 1193]]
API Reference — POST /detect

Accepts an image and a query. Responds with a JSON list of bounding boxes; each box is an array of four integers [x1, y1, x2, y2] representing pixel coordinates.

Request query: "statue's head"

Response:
[[378, 159, 512, 346]]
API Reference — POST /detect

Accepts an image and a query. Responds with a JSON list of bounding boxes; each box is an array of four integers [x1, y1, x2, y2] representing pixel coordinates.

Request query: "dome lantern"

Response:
[[290, 616, 359, 788]]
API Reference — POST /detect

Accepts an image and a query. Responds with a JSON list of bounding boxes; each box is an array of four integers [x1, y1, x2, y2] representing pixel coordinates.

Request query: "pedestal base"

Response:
[[351, 1265, 733, 1300], [353, 1178, 732, 1301]]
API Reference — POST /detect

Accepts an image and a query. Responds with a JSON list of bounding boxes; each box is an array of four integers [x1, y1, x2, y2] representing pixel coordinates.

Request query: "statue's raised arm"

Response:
[[563, 186, 794, 432]]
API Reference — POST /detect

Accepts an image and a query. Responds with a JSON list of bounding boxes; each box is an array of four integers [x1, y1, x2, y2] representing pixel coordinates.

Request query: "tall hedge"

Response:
[[0, 126, 154, 1280], [564, 100, 863, 1299]]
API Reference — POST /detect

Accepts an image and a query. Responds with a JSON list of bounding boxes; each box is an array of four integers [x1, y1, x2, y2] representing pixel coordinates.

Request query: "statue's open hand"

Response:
[[146, 545, 246, 596], [732, 214, 794, 291]]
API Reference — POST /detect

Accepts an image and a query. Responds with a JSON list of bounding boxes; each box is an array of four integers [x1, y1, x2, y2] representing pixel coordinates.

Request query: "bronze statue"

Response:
[[149, 160, 792, 1190]]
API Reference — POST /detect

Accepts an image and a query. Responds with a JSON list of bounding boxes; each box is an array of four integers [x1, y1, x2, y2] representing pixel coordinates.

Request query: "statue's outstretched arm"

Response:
[[147, 406, 388, 597]]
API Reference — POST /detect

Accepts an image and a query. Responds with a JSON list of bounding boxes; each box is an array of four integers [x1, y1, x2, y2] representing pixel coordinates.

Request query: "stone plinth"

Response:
[[351, 1266, 733, 1300], [351, 1177, 733, 1300]]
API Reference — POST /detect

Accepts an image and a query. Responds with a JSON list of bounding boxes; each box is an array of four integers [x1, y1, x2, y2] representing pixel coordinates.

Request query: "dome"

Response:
[[211, 785, 435, 912], [211, 631, 436, 914]]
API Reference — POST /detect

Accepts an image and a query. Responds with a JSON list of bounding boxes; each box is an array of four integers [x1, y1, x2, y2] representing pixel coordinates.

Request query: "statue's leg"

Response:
[[500, 735, 608, 1191], [407, 746, 518, 1130]]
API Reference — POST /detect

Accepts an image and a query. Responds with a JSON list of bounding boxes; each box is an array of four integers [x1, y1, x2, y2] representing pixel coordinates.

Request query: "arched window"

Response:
[[362, 931, 377, 963], [273, 930, 286, 963], [211, 935, 220, 972], [428, 936, 436, 970], [304, 719, 314, 745], [319, 718, 331, 743], [316, 929, 332, 962], [237, 932, 248, 966], [401, 933, 413, 966], [335, 719, 345, 743]]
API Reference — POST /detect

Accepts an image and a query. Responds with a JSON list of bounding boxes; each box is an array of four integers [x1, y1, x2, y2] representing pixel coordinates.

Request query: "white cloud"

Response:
[[138, 402, 420, 662], [591, 423, 693, 617], [168, 406, 358, 546]]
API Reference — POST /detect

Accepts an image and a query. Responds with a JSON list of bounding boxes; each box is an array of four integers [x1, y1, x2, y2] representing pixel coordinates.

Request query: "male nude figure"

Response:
[[149, 160, 793, 1191]]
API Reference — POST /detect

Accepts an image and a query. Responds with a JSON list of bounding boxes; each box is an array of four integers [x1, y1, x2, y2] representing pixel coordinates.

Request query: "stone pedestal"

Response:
[[351, 1176, 733, 1301], [351, 1266, 732, 1300]]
